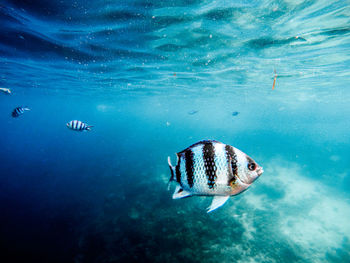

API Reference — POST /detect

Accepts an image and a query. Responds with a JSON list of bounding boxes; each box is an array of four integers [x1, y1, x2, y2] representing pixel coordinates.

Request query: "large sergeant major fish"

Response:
[[66, 120, 93, 131], [168, 140, 263, 213], [12, 106, 30, 117]]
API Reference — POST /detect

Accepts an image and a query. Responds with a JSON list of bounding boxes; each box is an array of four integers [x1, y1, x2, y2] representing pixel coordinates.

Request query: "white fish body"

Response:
[[168, 140, 263, 212]]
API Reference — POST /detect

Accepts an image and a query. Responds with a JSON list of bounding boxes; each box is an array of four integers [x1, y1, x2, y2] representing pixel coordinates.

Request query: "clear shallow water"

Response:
[[1, 0, 350, 262]]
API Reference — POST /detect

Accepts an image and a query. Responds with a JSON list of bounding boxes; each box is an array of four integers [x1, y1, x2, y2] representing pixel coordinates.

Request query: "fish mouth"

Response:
[[257, 167, 264, 176]]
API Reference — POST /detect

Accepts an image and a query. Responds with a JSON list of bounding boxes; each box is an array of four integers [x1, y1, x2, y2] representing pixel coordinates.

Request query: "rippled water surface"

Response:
[[1, 0, 350, 262]]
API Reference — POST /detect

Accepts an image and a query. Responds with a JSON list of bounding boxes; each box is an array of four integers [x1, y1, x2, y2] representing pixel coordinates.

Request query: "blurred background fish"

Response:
[[188, 110, 198, 115], [0, 88, 11, 94], [11, 106, 30, 118], [66, 120, 93, 131]]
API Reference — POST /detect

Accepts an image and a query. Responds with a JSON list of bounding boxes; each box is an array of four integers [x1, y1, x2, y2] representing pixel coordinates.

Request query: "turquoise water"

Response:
[[1, 0, 350, 262]]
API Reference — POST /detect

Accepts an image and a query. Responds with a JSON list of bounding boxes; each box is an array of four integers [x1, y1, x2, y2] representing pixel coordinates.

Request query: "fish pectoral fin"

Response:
[[172, 185, 191, 199], [207, 196, 230, 213]]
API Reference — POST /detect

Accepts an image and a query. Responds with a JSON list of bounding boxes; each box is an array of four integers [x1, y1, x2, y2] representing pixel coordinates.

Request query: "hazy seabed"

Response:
[[1, 0, 350, 262]]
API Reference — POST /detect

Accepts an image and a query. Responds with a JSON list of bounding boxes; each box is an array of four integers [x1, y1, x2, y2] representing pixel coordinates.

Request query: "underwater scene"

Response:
[[1, 0, 350, 262]]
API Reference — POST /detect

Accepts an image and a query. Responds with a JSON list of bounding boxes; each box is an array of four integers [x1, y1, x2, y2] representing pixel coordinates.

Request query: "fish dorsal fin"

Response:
[[177, 140, 222, 154], [207, 196, 230, 213], [172, 185, 191, 199]]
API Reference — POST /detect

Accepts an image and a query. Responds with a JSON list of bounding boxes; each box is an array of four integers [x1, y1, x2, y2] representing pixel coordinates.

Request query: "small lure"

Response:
[[66, 120, 93, 131], [272, 69, 277, 90], [12, 106, 30, 118], [168, 140, 263, 212]]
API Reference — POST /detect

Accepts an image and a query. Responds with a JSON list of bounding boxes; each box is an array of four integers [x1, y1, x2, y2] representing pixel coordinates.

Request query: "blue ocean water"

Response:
[[1, 0, 350, 262]]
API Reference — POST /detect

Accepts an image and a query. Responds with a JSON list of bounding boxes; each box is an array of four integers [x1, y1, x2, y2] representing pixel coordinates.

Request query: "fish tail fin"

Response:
[[24, 107, 30, 111], [167, 156, 176, 190], [86, 125, 93, 131]]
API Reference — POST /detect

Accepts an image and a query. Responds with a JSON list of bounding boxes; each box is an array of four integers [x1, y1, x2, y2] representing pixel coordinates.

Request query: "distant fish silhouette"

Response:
[[12, 106, 30, 117], [0, 87, 11, 94], [232, 111, 239, 116], [188, 110, 198, 115]]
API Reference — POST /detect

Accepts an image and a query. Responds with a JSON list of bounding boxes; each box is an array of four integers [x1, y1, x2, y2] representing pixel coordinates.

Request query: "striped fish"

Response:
[[66, 120, 93, 131], [168, 140, 263, 213], [12, 106, 30, 118]]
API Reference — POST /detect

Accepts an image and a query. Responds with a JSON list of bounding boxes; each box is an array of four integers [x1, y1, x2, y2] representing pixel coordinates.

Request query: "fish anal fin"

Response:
[[172, 185, 191, 199], [207, 196, 230, 213]]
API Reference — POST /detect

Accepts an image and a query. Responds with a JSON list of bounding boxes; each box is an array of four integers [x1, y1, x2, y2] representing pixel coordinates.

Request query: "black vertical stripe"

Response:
[[12, 107, 23, 117], [184, 149, 194, 188], [175, 163, 182, 185], [225, 145, 238, 185], [203, 142, 217, 189]]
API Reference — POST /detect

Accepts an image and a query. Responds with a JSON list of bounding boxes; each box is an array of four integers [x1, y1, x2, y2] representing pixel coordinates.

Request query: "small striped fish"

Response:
[[168, 140, 263, 213], [12, 106, 30, 118], [66, 120, 93, 131]]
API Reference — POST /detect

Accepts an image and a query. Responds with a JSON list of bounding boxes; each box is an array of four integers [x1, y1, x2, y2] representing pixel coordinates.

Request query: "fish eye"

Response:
[[248, 162, 256, 171]]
